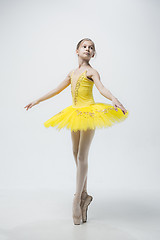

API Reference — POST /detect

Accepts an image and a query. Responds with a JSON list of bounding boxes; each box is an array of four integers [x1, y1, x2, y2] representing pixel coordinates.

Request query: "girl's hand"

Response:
[[112, 97, 128, 115], [24, 100, 40, 111]]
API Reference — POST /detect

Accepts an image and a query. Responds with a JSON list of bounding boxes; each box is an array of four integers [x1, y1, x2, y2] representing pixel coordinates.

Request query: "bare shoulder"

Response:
[[67, 69, 75, 79], [86, 68, 100, 81]]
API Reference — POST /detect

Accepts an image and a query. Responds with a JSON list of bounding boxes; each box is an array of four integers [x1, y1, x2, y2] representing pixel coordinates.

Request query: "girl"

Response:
[[24, 38, 129, 225]]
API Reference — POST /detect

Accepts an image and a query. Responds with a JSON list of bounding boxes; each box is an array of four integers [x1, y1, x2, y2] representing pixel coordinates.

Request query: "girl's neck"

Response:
[[78, 58, 91, 69]]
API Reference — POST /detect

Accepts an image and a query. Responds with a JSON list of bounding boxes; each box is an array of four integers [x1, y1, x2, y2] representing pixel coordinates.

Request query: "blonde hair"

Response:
[[76, 38, 96, 57]]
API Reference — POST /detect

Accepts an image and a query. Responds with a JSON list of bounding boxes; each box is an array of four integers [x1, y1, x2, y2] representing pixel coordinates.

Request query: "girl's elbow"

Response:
[[52, 88, 60, 96]]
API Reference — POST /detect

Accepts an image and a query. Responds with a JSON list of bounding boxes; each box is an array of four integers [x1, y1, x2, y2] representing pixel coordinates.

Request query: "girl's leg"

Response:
[[71, 128, 95, 224], [75, 129, 95, 197], [71, 130, 88, 193], [71, 130, 80, 167]]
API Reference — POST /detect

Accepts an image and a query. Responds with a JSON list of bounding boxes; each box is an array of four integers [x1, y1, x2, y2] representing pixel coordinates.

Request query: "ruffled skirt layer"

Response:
[[44, 103, 129, 132]]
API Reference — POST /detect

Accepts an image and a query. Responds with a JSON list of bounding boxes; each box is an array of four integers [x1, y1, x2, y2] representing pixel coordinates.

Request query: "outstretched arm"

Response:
[[24, 70, 73, 110], [36, 70, 72, 103], [92, 70, 128, 114]]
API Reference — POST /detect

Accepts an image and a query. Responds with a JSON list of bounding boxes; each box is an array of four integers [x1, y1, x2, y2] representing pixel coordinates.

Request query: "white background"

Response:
[[0, 0, 160, 239]]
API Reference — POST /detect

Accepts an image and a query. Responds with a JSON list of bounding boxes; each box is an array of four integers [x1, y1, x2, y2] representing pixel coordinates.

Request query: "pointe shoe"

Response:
[[72, 194, 82, 225], [80, 191, 93, 223]]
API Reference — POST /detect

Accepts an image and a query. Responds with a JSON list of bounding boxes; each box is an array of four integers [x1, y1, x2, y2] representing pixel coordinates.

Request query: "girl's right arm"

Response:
[[24, 70, 73, 111]]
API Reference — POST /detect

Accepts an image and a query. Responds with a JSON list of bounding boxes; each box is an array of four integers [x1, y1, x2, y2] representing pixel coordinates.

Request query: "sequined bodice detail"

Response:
[[71, 70, 95, 108]]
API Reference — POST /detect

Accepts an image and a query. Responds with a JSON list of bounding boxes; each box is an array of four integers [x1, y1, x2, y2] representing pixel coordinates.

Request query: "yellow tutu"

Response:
[[44, 70, 129, 132]]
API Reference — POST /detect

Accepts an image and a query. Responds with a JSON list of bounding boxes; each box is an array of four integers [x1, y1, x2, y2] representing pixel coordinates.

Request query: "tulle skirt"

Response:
[[44, 103, 129, 132]]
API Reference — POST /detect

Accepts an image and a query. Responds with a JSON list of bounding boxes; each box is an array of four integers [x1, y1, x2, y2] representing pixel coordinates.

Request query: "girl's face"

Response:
[[76, 40, 95, 59]]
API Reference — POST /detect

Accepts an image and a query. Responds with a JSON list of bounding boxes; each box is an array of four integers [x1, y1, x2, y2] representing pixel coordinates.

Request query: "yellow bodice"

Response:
[[44, 69, 129, 131], [71, 70, 95, 108]]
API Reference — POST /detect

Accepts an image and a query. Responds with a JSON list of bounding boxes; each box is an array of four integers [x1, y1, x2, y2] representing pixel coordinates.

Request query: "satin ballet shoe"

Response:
[[80, 191, 93, 223], [72, 193, 82, 225]]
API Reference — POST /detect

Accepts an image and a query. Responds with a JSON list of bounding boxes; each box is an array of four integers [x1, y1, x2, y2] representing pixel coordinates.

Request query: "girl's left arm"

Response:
[[92, 70, 128, 114]]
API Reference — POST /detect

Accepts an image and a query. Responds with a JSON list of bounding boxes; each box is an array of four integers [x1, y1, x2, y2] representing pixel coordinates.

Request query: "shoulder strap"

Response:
[[71, 70, 74, 78]]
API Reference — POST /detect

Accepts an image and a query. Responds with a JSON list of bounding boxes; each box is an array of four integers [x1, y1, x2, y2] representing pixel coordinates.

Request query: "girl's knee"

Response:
[[73, 149, 78, 158], [77, 152, 88, 163]]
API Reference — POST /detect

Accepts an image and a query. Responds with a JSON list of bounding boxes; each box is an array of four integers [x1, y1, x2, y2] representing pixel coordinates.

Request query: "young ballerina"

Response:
[[24, 38, 129, 225]]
